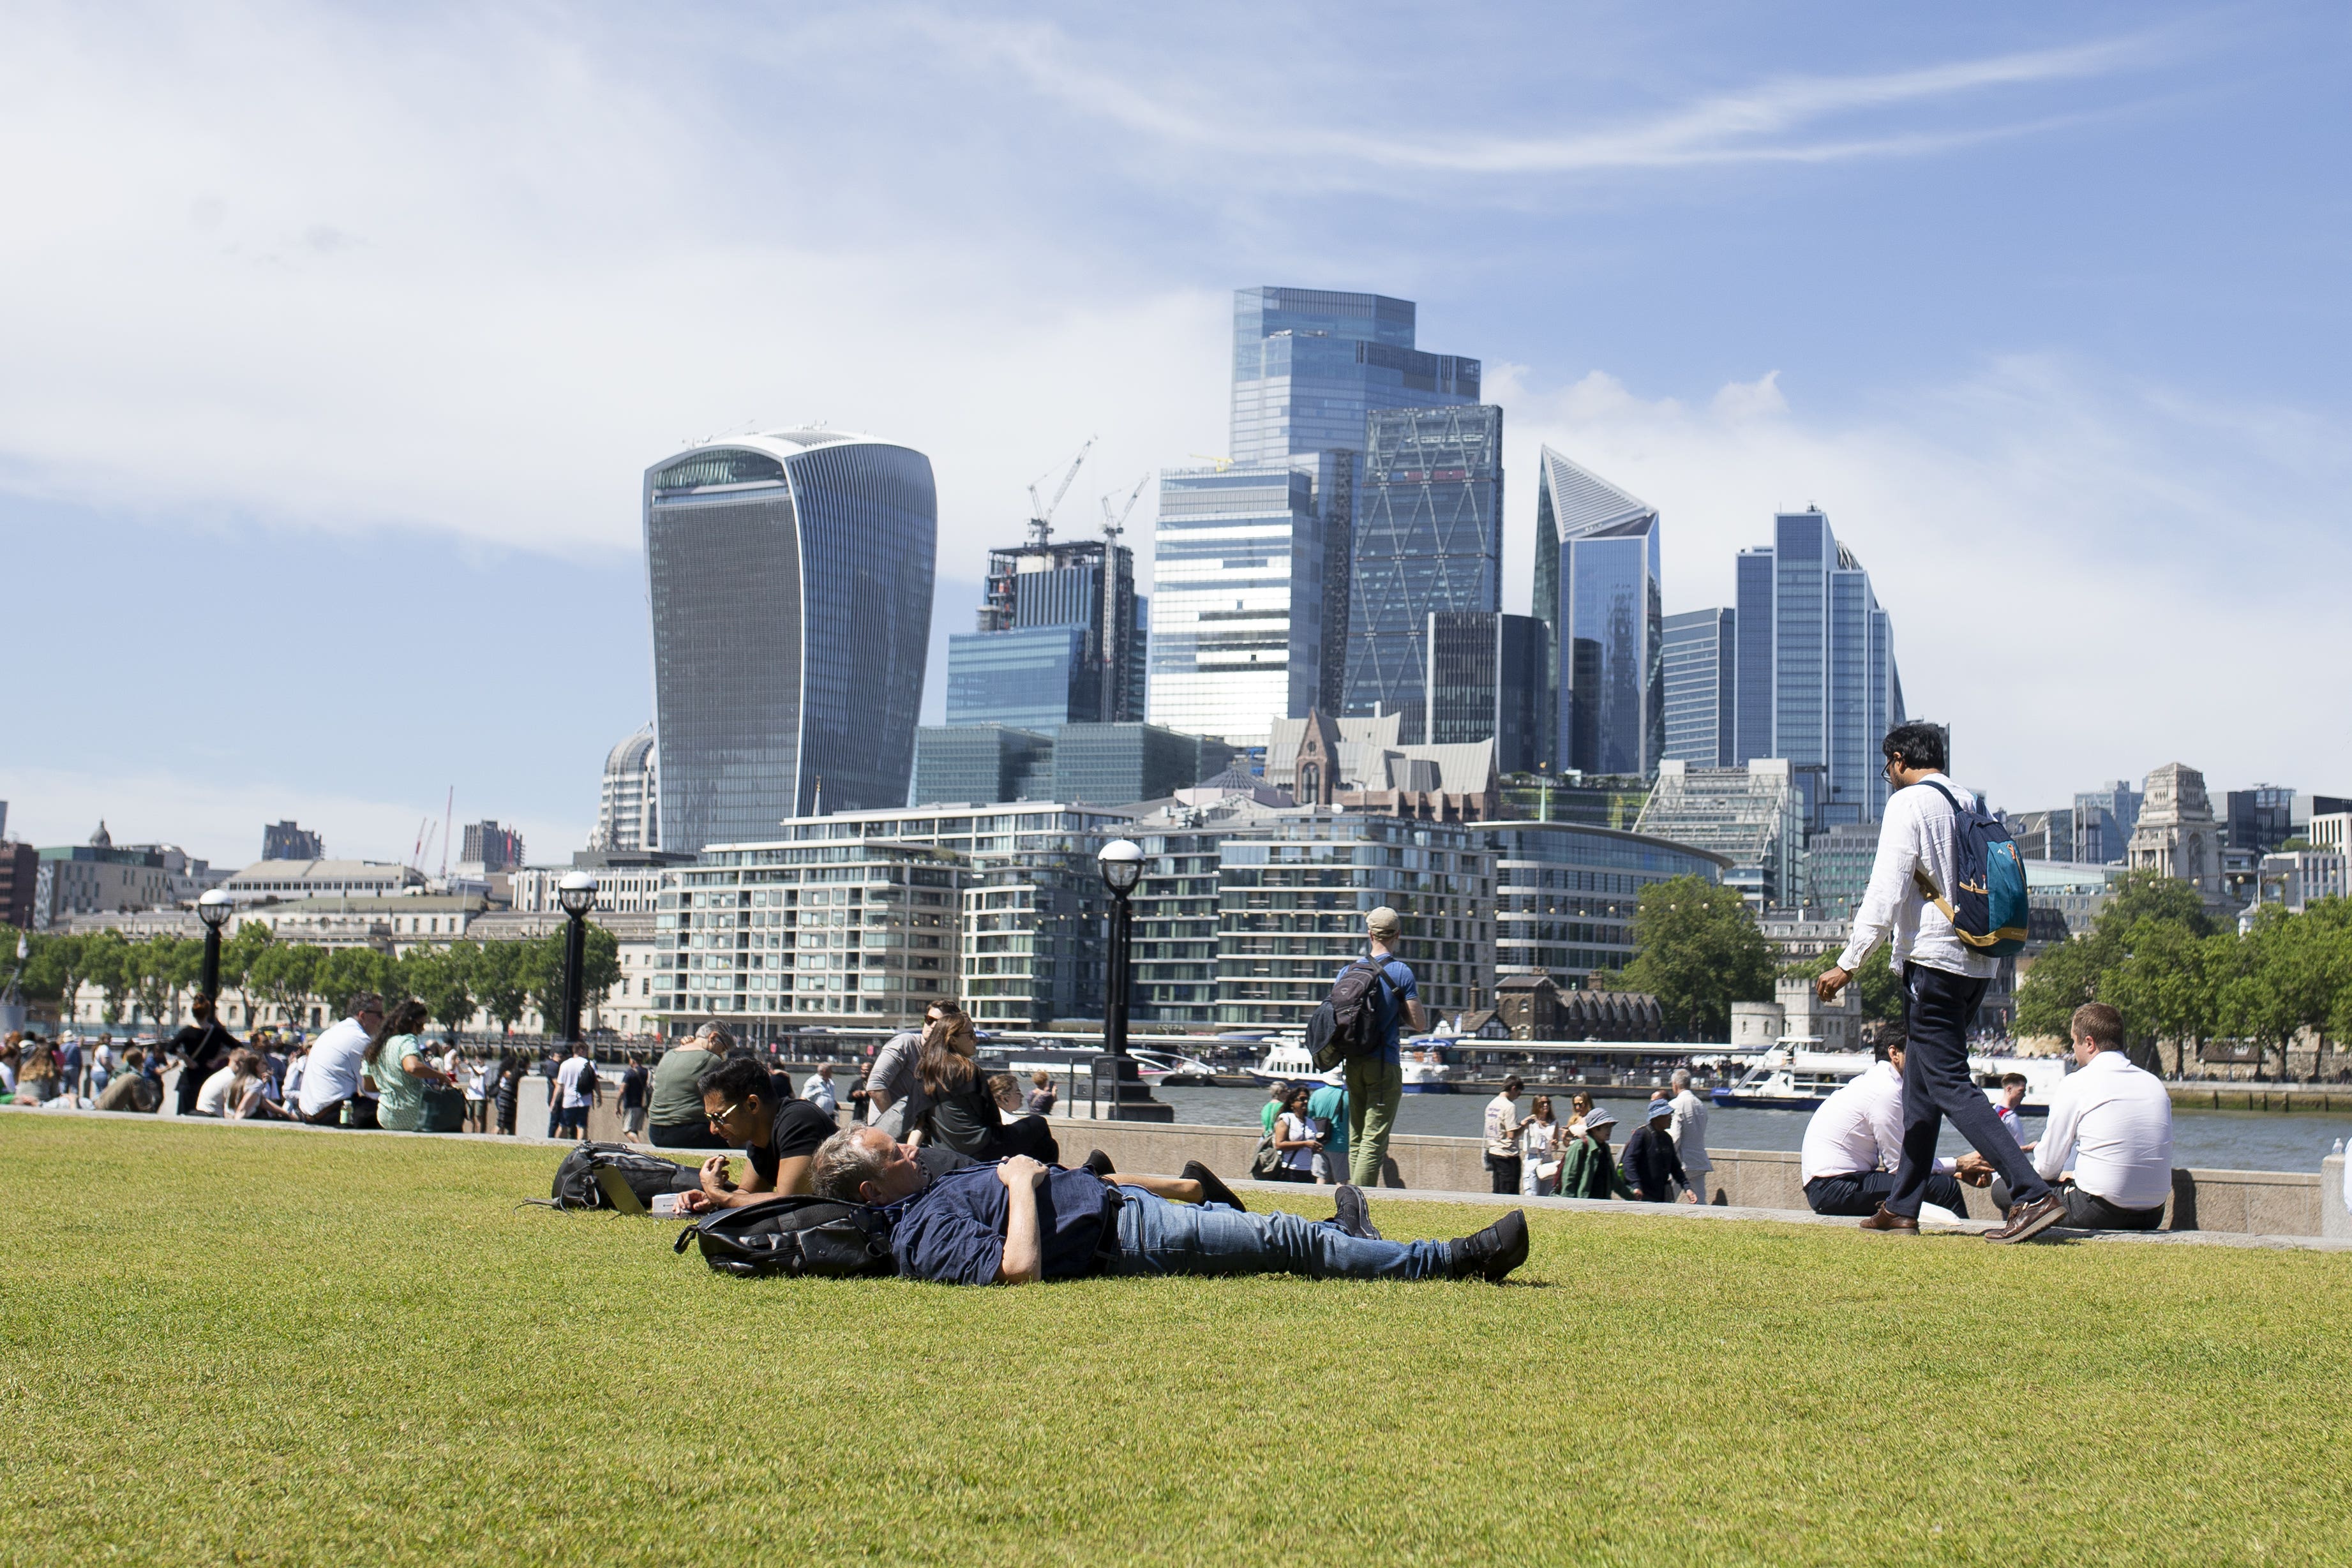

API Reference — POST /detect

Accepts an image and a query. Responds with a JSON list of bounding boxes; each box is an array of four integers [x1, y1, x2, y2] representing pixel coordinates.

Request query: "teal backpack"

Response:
[[1912, 781, 2030, 957]]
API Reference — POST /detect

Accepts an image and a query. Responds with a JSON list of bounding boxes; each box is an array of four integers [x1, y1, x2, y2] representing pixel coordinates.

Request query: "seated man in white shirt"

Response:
[[1801, 1024, 1984, 1220], [1988, 1003, 2173, 1231]]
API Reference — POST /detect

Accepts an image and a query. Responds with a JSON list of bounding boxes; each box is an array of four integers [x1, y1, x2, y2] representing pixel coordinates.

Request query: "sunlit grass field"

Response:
[[3, 1114, 2348, 1565]]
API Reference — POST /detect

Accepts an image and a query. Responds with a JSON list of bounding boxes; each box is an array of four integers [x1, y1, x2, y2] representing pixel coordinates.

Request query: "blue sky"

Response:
[[3, 2, 2347, 867]]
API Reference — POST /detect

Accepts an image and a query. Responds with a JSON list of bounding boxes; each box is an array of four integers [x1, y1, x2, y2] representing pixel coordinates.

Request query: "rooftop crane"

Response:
[[1096, 474, 1151, 722], [1024, 435, 1097, 545], [1098, 473, 1149, 546]]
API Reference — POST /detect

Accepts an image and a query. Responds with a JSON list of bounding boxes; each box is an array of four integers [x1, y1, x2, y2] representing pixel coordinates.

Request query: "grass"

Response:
[[3, 1119, 2349, 1567]]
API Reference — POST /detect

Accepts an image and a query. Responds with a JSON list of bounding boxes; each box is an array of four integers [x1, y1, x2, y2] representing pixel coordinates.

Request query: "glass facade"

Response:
[[1425, 611, 1547, 776], [1488, 822, 1727, 984], [946, 627, 1088, 730], [1228, 288, 1478, 466], [1534, 447, 1663, 779], [1633, 759, 1805, 909], [1051, 723, 1234, 807], [1147, 464, 1321, 743], [1341, 405, 1504, 734], [645, 432, 936, 852], [910, 725, 1055, 807], [1661, 607, 1735, 767], [973, 535, 1144, 724], [1801, 820, 1882, 921], [2072, 780, 2144, 865], [1732, 511, 1903, 829]]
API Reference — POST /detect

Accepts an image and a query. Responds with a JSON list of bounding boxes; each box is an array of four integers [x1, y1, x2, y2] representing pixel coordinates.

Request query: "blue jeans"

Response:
[[1107, 1187, 1448, 1281]]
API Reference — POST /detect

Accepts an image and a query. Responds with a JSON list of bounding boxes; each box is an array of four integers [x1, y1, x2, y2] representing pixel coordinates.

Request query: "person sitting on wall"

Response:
[[1557, 1108, 1638, 1200], [1801, 1022, 1984, 1221], [807, 1126, 1527, 1287], [1986, 1003, 2172, 1232], [677, 1056, 841, 1214]]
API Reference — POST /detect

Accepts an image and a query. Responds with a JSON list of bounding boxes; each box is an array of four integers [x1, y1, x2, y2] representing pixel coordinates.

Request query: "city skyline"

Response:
[[8, 6, 2351, 862]]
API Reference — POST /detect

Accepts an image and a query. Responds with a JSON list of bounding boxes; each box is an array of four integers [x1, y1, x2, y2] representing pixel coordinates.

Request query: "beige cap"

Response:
[[1366, 906, 1401, 937]]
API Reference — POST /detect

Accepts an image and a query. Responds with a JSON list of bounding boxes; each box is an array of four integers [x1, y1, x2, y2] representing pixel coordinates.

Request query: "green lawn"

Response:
[[3, 1117, 2348, 1567]]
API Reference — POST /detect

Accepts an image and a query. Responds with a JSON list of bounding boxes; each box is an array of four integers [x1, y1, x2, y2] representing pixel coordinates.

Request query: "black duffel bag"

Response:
[[543, 1141, 703, 1211], [673, 1194, 897, 1279]]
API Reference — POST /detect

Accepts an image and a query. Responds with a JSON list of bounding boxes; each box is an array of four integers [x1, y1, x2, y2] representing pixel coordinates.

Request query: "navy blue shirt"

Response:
[[1331, 952, 1417, 1066], [890, 1163, 1115, 1285]]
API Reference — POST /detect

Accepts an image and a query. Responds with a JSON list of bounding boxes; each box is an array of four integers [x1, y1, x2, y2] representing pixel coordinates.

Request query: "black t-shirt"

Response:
[[745, 1099, 838, 1184], [620, 1064, 648, 1110]]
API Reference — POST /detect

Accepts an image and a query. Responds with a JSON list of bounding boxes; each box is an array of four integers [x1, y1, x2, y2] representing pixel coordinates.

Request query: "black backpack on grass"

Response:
[[673, 1195, 897, 1280], [543, 1142, 702, 1211]]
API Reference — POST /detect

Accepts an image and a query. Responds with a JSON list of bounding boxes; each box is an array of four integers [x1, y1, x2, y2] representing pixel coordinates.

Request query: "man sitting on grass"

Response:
[[808, 1125, 1529, 1286], [1801, 1024, 1984, 1223], [676, 1057, 842, 1214]]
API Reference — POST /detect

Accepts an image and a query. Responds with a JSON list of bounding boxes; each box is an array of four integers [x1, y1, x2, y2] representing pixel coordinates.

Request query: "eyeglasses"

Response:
[[705, 1099, 747, 1126]]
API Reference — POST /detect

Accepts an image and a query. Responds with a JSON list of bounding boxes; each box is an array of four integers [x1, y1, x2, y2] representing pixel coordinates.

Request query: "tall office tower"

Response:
[[967, 528, 1144, 724], [1532, 448, 1663, 779], [643, 430, 936, 852], [2222, 786, 2343, 856], [1731, 509, 1904, 829], [2072, 779, 2143, 863], [1228, 287, 1480, 712], [1425, 611, 1547, 775], [1148, 463, 1322, 745], [1341, 405, 1505, 736], [946, 627, 1090, 730], [261, 820, 324, 861], [1661, 608, 1736, 767], [593, 724, 659, 852]]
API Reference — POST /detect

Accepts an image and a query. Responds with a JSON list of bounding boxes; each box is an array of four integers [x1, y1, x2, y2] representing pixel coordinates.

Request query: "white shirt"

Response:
[[1995, 1103, 2027, 1147], [299, 1018, 371, 1115], [2035, 1050, 2173, 1210], [1518, 1118, 1560, 1163], [1483, 1094, 1521, 1156], [1835, 775, 2001, 982], [195, 1066, 237, 1116], [802, 1076, 838, 1114], [1668, 1088, 1712, 1172], [1801, 1062, 1904, 1181], [557, 1056, 593, 1109], [283, 1055, 305, 1100]]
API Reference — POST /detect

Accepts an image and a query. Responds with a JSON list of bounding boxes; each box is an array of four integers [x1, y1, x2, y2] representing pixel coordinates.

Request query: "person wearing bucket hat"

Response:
[[1557, 1107, 1635, 1200]]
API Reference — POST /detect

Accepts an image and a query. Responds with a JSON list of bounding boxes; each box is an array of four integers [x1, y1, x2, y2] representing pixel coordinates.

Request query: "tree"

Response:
[[402, 942, 479, 1036], [129, 935, 197, 1030], [1614, 874, 1774, 1040], [472, 940, 535, 1035], [2012, 933, 2101, 1042], [84, 930, 137, 1026], [245, 941, 324, 1031], [20, 933, 91, 1024], [220, 920, 274, 996], [2104, 920, 2223, 1077], [318, 946, 396, 1017]]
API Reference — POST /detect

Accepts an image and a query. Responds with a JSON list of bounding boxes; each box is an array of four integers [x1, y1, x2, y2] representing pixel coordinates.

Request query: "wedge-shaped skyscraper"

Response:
[[643, 430, 936, 852], [1532, 447, 1663, 779]]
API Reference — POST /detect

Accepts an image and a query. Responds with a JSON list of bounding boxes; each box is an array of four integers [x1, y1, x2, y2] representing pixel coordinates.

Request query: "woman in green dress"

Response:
[[363, 999, 451, 1131]]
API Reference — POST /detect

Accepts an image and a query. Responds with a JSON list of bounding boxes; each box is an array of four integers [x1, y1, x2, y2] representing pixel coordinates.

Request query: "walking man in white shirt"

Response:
[[1667, 1069, 1713, 1204], [1816, 723, 2060, 1243], [1988, 1003, 2173, 1230]]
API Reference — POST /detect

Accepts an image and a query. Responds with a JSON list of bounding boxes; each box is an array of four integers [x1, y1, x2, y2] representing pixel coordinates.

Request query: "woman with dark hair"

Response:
[[1269, 1084, 1322, 1183], [914, 1007, 1058, 1165], [363, 999, 449, 1131]]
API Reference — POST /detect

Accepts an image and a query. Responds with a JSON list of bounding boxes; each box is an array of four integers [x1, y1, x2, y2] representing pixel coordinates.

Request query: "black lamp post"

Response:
[[195, 889, 234, 1003], [557, 872, 597, 1046], [1097, 839, 1142, 1057]]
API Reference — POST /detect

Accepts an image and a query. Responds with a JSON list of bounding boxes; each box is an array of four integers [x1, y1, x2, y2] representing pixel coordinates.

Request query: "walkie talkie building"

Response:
[[643, 430, 936, 853]]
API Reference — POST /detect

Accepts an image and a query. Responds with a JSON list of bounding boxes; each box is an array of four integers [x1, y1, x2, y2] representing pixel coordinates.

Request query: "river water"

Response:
[[1146, 1086, 2352, 1174]]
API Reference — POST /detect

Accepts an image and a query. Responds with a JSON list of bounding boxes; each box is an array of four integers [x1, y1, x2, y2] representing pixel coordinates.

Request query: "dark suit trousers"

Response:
[[1805, 1170, 1970, 1220], [1888, 962, 2049, 1218]]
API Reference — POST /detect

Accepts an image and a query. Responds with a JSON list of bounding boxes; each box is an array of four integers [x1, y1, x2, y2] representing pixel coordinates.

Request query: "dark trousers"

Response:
[[301, 1098, 350, 1128], [1484, 1153, 1522, 1195], [649, 1120, 730, 1151], [347, 1096, 380, 1130], [1806, 1170, 1970, 1220], [1889, 962, 2049, 1218], [1990, 1177, 2164, 1231]]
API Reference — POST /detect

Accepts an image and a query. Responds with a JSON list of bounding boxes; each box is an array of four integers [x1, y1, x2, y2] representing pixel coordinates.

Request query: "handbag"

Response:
[[1249, 1133, 1285, 1181]]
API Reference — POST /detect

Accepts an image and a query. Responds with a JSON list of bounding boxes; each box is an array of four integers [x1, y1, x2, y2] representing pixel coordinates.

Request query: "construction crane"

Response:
[[1024, 436, 1096, 545], [1098, 474, 1148, 546], [1097, 474, 1150, 722], [1185, 452, 1235, 472]]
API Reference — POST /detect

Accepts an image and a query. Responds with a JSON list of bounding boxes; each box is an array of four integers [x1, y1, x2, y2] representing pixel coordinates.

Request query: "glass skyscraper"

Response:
[[1532, 447, 1663, 779], [1341, 405, 1504, 734], [966, 531, 1145, 726], [1229, 288, 1479, 465], [945, 627, 1090, 731], [643, 430, 936, 852], [1425, 611, 1547, 775], [1148, 463, 1322, 744], [1661, 608, 1736, 767], [1732, 509, 1903, 828]]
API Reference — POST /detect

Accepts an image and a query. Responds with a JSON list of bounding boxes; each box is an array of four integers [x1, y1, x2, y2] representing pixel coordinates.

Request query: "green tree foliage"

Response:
[[20, 932, 89, 1015], [1615, 874, 1774, 1039], [129, 934, 198, 1029], [472, 941, 534, 1034], [84, 930, 137, 1025], [401, 942, 478, 1034], [244, 941, 324, 1029]]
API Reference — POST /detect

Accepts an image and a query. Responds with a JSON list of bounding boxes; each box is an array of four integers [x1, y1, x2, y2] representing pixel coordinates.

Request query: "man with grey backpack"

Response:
[[1312, 906, 1422, 1190]]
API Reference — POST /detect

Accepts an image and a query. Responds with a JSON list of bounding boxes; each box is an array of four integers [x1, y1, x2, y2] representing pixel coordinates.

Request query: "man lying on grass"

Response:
[[808, 1125, 1529, 1286]]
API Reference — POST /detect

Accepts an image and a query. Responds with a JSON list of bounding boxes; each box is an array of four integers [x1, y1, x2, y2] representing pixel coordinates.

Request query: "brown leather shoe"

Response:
[[1984, 1192, 2067, 1244], [1857, 1205, 1918, 1234]]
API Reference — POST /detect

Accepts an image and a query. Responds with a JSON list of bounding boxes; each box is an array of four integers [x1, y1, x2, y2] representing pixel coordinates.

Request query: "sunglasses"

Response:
[[705, 1098, 747, 1126]]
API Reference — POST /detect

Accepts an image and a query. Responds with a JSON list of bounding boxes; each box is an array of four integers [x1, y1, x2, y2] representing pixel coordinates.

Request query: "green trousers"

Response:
[[1344, 1057, 1402, 1188]]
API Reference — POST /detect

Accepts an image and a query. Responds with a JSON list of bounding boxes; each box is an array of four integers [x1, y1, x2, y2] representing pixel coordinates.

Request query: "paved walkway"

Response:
[[8, 1103, 2348, 1252]]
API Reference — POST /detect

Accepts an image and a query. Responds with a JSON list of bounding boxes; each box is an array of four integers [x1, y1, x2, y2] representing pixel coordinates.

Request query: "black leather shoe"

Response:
[[1448, 1210, 1529, 1282], [1985, 1192, 2067, 1244], [1081, 1149, 1116, 1180], [1180, 1160, 1244, 1211], [1858, 1205, 1919, 1234], [1331, 1183, 1381, 1239]]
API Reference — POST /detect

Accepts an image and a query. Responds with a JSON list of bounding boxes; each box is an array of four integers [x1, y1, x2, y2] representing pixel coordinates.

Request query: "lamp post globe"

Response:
[[1097, 840, 1143, 1058], [555, 873, 597, 1046], [195, 888, 234, 1000], [1097, 839, 1143, 894]]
